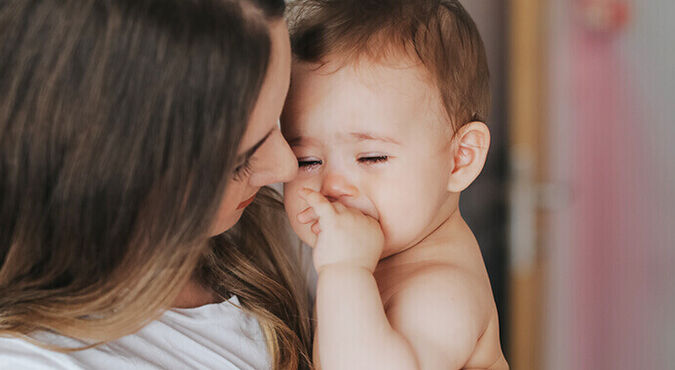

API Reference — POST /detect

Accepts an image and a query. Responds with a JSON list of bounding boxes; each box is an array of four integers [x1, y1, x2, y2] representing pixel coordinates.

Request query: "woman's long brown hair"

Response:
[[0, 0, 311, 368]]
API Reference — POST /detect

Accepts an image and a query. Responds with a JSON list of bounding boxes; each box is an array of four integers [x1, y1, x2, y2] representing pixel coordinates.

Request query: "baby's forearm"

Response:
[[316, 265, 418, 370]]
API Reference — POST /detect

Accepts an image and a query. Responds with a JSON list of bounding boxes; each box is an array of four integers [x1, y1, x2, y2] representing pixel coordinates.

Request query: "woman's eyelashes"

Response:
[[233, 158, 254, 181]]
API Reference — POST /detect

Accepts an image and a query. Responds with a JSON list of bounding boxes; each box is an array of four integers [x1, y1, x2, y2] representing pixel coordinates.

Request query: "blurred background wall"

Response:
[[462, 0, 675, 370], [459, 0, 511, 353], [462, 0, 675, 369], [543, 0, 675, 369]]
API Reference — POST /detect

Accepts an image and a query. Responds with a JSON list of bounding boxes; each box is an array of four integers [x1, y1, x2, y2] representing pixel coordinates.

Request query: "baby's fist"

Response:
[[297, 188, 384, 274]]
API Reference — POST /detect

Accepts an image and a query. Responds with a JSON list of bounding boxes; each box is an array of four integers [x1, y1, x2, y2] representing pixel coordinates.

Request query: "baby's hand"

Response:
[[297, 188, 384, 274]]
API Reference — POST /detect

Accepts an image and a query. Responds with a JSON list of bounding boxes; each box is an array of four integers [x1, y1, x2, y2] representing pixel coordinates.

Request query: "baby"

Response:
[[282, 0, 508, 369]]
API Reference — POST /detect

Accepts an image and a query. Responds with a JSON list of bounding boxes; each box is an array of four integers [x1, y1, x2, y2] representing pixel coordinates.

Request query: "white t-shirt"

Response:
[[0, 296, 270, 369]]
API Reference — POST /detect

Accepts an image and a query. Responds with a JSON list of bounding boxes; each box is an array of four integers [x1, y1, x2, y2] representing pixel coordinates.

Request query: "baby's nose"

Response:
[[320, 173, 359, 201]]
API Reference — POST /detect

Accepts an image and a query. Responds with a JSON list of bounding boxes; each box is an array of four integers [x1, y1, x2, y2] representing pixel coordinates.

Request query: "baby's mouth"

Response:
[[337, 201, 379, 221]]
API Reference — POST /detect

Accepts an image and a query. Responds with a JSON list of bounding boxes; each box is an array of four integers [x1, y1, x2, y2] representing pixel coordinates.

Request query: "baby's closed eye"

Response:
[[357, 155, 389, 164], [297, 157, 322, 169], [296, 154, 392, 172]]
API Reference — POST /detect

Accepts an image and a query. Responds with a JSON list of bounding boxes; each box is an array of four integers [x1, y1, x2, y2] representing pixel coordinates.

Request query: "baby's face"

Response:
[[282, 59, 455, 257]]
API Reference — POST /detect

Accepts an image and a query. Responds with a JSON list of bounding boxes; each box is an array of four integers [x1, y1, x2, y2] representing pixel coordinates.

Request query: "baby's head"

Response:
[[282, 0, 490, 256]]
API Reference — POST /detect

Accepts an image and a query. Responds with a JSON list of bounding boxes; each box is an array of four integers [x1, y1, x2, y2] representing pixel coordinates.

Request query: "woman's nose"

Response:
[[248, 130, 298, 187], [320, 172, 359, 202]]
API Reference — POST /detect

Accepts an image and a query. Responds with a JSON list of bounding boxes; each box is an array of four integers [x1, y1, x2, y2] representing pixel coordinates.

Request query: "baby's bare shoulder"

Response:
[[388, 263, 494, 320], [385, 264, 496, 368]]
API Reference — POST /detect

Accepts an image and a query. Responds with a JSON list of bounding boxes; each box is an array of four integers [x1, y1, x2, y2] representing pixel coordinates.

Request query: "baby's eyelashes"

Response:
[[296, 154, 392, 172], [357, 155, 389, 164], [297, 157, 322, 169]]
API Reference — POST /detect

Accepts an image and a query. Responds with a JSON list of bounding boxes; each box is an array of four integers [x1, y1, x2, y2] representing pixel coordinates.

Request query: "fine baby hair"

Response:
[[288, 0, 490, 131]]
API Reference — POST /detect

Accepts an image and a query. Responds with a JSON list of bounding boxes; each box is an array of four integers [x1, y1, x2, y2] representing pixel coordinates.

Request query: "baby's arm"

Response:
[[299, 188, 506, 370], [316, 264, 418, 369], [385, 267, 504, 369], [298, 189, 417, 370]]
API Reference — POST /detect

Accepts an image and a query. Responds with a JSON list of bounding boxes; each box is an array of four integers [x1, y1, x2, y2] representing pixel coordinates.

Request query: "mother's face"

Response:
[[209, 20, 297, 236]]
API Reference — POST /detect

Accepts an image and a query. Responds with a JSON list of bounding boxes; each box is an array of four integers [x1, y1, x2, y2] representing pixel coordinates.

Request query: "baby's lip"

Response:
[[335, 201, 379, 221], [366, 210, 380, 221]]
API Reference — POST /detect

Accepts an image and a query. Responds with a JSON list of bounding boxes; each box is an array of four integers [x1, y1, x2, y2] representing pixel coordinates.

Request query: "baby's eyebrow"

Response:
[[286, 136, 317, 147], [348, 132, 401, 145], [286, 132, 401, 147]]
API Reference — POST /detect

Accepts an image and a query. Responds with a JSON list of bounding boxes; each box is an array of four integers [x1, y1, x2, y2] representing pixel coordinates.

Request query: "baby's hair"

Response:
[[288, 0, 490, 131]]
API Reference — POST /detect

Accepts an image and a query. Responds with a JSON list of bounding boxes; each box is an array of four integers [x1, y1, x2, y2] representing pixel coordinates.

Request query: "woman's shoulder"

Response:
[[0, 335, 82, 370], [0, 297, 268, 370]]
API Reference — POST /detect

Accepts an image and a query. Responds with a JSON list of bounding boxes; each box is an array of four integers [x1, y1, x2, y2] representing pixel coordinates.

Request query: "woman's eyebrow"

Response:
[[235, 129, 273, 163]]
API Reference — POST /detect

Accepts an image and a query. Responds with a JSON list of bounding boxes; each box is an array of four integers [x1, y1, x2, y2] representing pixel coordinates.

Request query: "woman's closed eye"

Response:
[[233, 158, 254, 181]]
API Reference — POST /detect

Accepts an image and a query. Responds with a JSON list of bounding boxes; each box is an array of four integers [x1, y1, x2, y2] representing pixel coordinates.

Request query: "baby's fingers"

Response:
[[310, 221, 321, 235], [332, 201, 347, 213], [298, 188, 335, 221], [297, 207, 317, 224]]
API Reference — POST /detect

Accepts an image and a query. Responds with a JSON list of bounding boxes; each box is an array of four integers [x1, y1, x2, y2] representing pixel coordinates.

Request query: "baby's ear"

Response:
[[446, 121, 490, 193]]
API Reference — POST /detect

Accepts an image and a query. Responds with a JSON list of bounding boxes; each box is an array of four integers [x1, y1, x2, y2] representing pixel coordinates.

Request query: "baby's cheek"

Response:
[[283, 182, 301, 219], [283, 182, 313, 243], [379, 214, 403, 246], [378, 199, 425, 250], [287, 206, 317, 247], [283, 173, 318, 214]]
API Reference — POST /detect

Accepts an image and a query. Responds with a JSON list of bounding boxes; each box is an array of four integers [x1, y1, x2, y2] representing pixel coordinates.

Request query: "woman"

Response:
[[0, 0, 311, 368]]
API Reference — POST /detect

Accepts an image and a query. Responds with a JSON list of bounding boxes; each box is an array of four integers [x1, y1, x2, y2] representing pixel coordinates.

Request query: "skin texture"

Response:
[[283, 60, 456, 258], [282, 58, 508, 369], [173, 20, 297, 309], [209, 20, 296, 237]]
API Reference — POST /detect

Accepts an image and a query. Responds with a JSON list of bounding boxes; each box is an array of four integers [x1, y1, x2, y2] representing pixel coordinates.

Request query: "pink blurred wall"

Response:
[[544, 1, 675, 369]]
